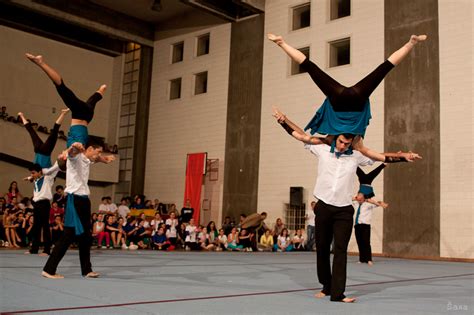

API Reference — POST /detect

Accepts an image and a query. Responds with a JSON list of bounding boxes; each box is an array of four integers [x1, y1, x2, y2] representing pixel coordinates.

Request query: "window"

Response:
[[194, 71, 208, 95], [291, 47, 310, 75], [330, 0, 351, 20], [196, 33, 210, 56], [171, 41, 184, 63], [329, 38, 350, 67], [169, 78, 182, 100], [292, 3, 310, 30]]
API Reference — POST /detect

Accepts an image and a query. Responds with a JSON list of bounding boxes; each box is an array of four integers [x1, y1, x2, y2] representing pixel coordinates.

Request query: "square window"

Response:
[[330, 0, 351, 20], [329, 38, 350, 67], [196, 33, 210, 56], [171, 41, 184, 63], [169, 78, 182, 100], [291, 47, 310, 75], [194, 71, 208, 95], [292, 3, 310, 31]]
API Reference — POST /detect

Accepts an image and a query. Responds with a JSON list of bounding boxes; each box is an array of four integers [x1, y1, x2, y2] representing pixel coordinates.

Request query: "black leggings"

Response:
[[25, 122, 60, 155], [356, 163, 386, 185], [56, 80, 102, 123], [301, 58, 394, 112]]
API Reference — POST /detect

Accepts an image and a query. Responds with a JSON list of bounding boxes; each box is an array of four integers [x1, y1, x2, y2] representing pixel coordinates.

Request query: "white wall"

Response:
[[439, 0, 474, 259], [145, 24, 231, 220], [259, 0, 385, 252]]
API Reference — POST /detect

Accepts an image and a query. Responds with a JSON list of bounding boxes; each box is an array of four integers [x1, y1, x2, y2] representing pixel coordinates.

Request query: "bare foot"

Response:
[[17, 112, 28, 125], [341, 297, 356, 303], [24, 251, 31, 255], [39, 252, 49, 257], [97, 84, 107, 96], [25, 53, 44, 65], [368, 261, 374, 266], [409, 35, 427, 45], [85, 271, 100, 278], [42, 271, 64, 279], [61, 108, 70, 114], [267, 33, 284, 45], [315, 291, 326, 298]]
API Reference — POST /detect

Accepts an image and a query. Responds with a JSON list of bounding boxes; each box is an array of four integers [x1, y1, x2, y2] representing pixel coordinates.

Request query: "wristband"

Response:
[[279, 121, 294, 135]]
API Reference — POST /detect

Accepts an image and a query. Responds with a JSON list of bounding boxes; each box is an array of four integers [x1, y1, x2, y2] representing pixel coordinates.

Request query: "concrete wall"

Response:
[[259, 0, 385, 252], [145, 24, 231, 221], [438, 0, 473, 259], [0, 26, 116, 140], [383, 0, 440, 257]]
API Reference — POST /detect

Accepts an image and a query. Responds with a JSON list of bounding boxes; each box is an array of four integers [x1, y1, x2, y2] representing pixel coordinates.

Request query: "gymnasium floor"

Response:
[[1, 250, 472, 314]]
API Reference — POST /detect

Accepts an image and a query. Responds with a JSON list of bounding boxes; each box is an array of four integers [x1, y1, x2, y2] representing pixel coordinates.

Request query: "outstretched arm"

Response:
[[366, 198, 389, 208], [95, 154, 115, 164], [352, 137, 422, 163], [272, 107, 328, 145]]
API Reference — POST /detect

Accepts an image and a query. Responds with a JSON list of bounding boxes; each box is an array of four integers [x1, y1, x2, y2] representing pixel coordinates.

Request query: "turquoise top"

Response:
[[67, 125, 89, 147], [34, 153, 52, 168], [304, 98, 372, 137]]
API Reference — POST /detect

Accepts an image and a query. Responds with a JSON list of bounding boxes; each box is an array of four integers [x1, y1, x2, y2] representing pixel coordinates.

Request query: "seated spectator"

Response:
[[258, 230, 274, 252], [117, 198, 131, 219], [25, 214, 34, 247], [198, 227, 215, 251], [90, 213, 98, 227], [207, 221, 218, 244], [132, 196, 145, 209], [0, 197, 7, 215], [5, 181, 22, 206], [0, 106, 8, 119], [53, 185, 66, 208], [272, 218, 285, 244], [292, 229, 306, 251], [227, 227, 243, 251], [98, 197, 109, 214], [92, 213, 110, 249], [165, 212, 178, 245], [216, 228, 227, 251], [4, 213, 20, 247], [144, 200, 153, 209], [274, 228, 293, 252], [152, 227, 169, 250], [16, 212, 27, 247], [176, 222, 187, 249], [184, 218, 199, 250], [150, 212, 163, 234], [180, 199, 194, 224], [238, 229, 253, 251], [167, 203, 178, 216], [50, 215, 64, 245], [138, 213, 152, 231], [106, 197, 118, 215], [134, 219, 149, 249], [49, 201, 64, 225], [105, 215, 123, 248], [222, 216, 233, 236]]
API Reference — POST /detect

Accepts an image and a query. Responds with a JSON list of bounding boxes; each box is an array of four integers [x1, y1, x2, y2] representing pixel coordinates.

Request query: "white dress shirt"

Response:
[[32, 163, 60, 202], [305, 144, 374, 207], [64, 153, 91, 196], [352, 201, 378, 225]]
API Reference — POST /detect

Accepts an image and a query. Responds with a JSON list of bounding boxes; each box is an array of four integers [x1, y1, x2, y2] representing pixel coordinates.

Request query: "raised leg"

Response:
[[25, 53, 62, 85]]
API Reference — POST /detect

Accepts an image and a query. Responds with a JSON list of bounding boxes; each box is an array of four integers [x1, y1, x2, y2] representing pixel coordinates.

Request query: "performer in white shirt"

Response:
[[42, 142, 107, 279], [26, 163, 60, 255], [273, 108, 421, 303]]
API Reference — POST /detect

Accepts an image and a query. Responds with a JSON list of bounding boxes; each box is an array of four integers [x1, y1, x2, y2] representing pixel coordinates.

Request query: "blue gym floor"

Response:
[[1, 250, 472, 314]]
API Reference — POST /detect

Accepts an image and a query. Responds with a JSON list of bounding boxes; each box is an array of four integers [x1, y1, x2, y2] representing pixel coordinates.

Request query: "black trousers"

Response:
[[301, 58, 394, 111], [354, 224, 372, 263], [315, 200, 354, 301], [55, 80, 101, 123], [43, 196, 92, 276], [25, 123, 60, 155], [30, 199, 52, 254]]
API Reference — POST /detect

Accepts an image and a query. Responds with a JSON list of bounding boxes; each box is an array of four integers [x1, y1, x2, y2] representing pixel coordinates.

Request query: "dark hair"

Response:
[[261, 212, 267, 216], [101, 197, 107, 201], [28, 162, 40, 173], [56, 185, 64, 191], [339, 133, 355, 140], [240, 213, 247, 218], [8, 181, 19, 193]]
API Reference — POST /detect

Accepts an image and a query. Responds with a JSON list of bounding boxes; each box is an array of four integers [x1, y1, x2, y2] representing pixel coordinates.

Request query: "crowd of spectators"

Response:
[[1, 183, 314, 253]]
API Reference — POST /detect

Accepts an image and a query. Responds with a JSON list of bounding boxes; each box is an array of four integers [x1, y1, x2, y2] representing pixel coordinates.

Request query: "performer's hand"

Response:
[[99, 154, 116, 164], [272, 106, 286, 123], [399, 151, 422, 162], [379, 201, 389, 208]]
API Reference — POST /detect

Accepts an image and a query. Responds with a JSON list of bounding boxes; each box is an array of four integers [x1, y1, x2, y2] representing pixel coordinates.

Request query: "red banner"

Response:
[[183, 153, 206, 224]]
